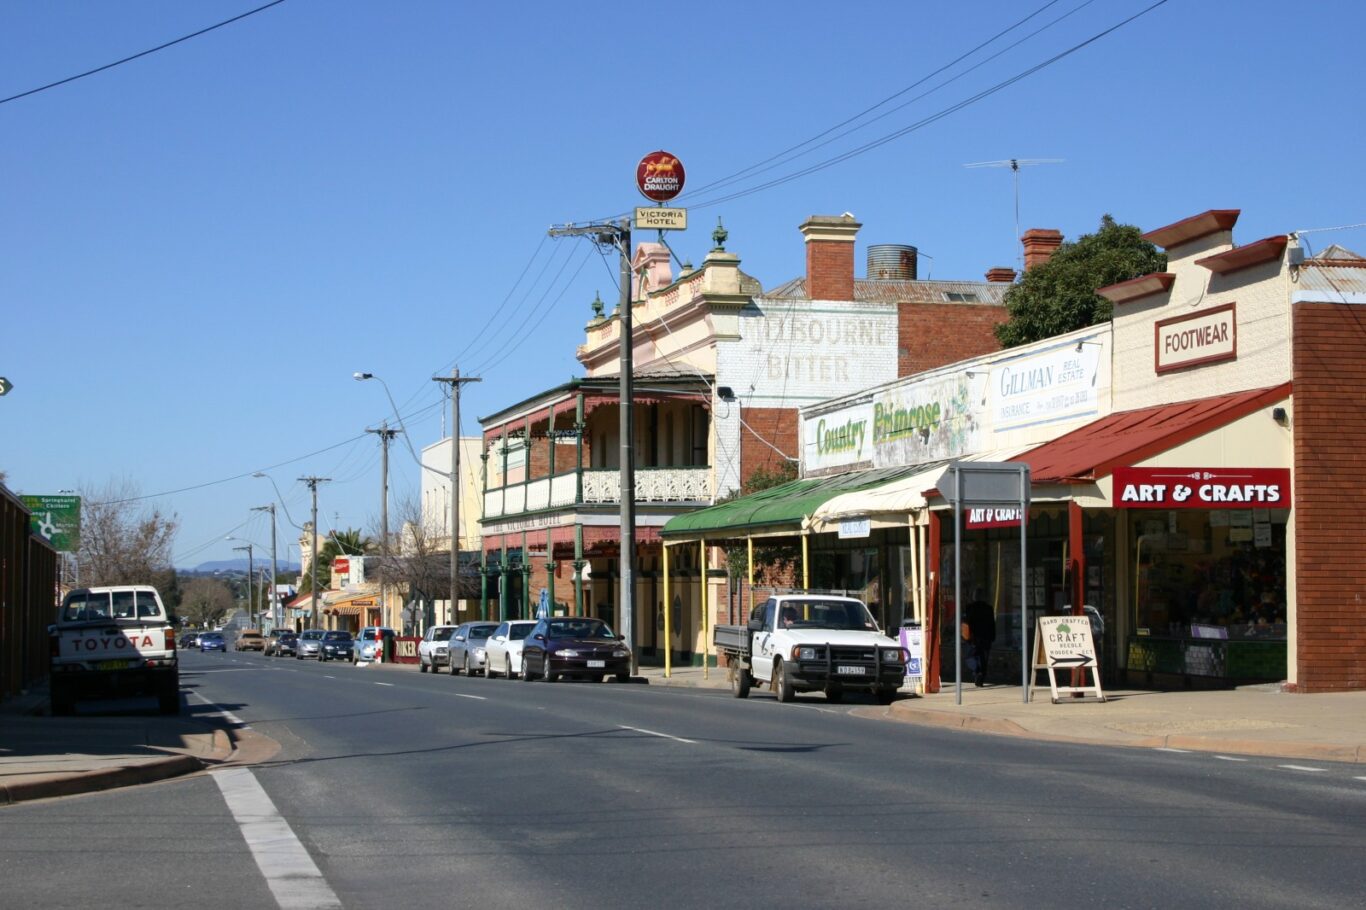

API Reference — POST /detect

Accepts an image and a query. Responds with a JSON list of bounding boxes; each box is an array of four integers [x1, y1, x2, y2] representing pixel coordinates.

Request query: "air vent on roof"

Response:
[[943, 291, 980, 302]]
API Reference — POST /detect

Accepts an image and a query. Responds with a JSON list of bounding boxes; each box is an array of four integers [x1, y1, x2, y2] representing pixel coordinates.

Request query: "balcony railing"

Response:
[[484, 467, 712, 520]]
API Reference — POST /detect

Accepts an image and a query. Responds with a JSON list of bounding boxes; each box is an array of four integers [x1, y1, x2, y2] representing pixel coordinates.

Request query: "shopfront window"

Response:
[[1132, 509, 1287, 641]]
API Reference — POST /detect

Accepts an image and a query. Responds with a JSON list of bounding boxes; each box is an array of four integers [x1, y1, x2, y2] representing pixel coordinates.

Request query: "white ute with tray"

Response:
[[714, 593, 906, 704], [49, 585, 180, 715]]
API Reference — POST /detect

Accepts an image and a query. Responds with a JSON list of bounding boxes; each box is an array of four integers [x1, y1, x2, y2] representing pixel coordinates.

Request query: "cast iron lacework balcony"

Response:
[[483, 467, 712, 519]]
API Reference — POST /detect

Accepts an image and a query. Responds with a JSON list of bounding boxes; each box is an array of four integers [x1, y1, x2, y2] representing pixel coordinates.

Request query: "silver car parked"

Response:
[[295, 629, 325, 660], [447, 621, 500, 676]]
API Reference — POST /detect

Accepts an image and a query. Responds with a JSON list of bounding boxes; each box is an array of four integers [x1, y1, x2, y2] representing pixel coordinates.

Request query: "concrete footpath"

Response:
[[3, 662, 1363, 805]]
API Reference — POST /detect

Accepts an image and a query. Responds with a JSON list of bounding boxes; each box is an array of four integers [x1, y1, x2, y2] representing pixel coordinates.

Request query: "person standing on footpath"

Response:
[[963, 589, 996, 687]]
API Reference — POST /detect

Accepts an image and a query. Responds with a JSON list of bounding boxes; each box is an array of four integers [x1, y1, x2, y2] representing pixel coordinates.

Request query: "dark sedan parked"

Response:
[[520, 617, 631, 683], [275, 632, 299, 657], [319, 630, 354, 662]]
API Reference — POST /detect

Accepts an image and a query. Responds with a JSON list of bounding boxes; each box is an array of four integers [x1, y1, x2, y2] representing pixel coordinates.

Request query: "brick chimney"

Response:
[[1021, 228, 1063, 271], [985, 267, 1017, 283], [800, 214, 861, 300]]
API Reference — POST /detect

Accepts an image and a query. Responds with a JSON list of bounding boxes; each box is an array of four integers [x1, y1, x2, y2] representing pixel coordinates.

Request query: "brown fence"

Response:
[[1, 486, 59, 700]]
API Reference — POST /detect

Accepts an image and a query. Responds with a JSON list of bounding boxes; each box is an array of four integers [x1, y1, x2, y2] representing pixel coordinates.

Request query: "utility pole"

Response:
[[366, 423, 399, 631], [251, 504, 278, 630], [548, 218, 636, 673], [299, 476, 331, 629], [433, 369, 481, 625], [232, 544, 255, 627]]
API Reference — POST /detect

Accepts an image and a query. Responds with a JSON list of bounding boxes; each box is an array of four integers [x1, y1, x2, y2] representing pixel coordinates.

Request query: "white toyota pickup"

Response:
[[49, 585, 180, 715], [714, 593, 906, 704]]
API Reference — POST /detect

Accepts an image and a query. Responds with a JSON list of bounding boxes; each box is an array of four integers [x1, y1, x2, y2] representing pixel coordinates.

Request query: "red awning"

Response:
[[1017, 383, 1291, 484]]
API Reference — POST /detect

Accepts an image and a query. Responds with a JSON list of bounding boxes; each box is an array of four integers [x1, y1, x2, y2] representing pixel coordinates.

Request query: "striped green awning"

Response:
[[660, 466, 919, 541]]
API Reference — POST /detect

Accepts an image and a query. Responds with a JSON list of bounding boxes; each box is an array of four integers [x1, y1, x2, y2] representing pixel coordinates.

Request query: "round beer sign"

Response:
[[636, 150, 685, 202]]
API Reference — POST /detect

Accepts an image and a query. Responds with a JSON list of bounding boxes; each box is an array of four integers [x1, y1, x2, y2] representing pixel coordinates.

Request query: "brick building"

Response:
[[668, 207, 1366, 693], [474, 213, 1014, 663]]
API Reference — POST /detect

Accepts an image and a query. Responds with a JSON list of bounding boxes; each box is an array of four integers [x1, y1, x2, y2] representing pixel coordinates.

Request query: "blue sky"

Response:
[[3, 0, 1363, 568]]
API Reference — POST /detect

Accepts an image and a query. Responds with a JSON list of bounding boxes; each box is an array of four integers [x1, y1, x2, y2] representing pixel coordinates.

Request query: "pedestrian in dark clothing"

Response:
[[963, 591, 996, 687]]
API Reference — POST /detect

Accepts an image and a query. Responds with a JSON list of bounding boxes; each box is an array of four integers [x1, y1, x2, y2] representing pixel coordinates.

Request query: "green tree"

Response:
[[78, 478, 179, 589], [721, 460, 800, 587], [299, 527, 373, 594], [180, 576, 235, 629], [994, 215, 1166, 348]]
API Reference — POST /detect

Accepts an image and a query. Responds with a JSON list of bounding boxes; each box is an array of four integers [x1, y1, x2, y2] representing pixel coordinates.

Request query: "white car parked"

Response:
[[484, 620, 537, 679], [418, 624, 457, 673]]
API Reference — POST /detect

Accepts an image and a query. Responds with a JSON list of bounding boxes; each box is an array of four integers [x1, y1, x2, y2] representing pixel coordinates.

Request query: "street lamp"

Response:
[[227, 538, 255, 627], [252, 472, 304, 530], [250, 504, 279, 630]]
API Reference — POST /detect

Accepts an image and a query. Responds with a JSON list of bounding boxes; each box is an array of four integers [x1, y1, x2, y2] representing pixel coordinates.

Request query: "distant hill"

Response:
[[189, 558, 302, 575]]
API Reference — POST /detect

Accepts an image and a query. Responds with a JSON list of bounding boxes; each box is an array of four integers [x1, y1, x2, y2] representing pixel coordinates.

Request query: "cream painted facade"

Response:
[[420, 436, 486, 551], [1111, 227, 1294, 410]]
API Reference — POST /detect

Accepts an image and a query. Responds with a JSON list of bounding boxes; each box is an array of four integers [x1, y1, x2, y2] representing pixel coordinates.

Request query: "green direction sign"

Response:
[[22, 494, 81, 551], [0, 376, 13, 396]]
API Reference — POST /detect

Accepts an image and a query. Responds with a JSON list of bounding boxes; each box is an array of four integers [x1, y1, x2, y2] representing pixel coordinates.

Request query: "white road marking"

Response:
[[323, 676, 335, 680], [1278, 764, 1325, 773], [1155, 747, 1192, 753], [618, 724, 697, 744], [1214, 755, 1249, 762], [1355, 777, 1366, 783], [212, 767, 342, 909], [453, 694, 486, 701], [375, 682, 394, 687], [190, 693, 249, 728]]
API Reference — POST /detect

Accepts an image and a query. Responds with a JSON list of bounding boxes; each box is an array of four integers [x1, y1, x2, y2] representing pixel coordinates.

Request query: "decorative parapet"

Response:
[[583, 467, 712, 505]]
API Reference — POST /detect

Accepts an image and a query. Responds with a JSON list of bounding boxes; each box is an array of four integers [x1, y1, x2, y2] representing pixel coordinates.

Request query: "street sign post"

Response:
[[937, 462, 1031, 705], [21, 494, 81, 551]]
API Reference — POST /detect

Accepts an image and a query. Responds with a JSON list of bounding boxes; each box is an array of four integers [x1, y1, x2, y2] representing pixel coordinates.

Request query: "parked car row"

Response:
[[427, 618, 631, 682], [187, 618, 631, 685]]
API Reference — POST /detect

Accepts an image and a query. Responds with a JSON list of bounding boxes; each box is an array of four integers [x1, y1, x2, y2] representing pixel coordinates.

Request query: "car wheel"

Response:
[[542, 656, 556, 683], [615, 671, 630, 683], [419, 658, 428, 673], [521, 655, 533, 681], [506, 657, 514, 679], [461, 654, 471, 677], [773, 658, 794, 703], [824, 684, 844, 703], [50, 680, 76, 717], [730, 664, 751, 699], [158, 675, 181, 715], [875, 686, 896, 706]]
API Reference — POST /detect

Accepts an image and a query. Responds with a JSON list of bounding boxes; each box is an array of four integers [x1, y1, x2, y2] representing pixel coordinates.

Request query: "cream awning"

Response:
[[808, 449, 1026, 531]]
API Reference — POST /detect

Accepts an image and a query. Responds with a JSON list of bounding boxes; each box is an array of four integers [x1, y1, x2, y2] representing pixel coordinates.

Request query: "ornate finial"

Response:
[[590, 292, 604, 319], [712, 217, 728, 251]]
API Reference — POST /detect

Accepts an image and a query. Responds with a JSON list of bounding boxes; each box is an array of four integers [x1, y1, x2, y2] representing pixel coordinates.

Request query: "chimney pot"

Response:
[[800, 214, 862, 300], [1021, 228, 1063, 271], [985, 267, 1017, 283]]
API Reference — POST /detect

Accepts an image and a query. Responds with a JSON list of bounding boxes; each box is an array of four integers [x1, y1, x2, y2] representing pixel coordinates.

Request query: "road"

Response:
[[3, 650, 1365, 909]]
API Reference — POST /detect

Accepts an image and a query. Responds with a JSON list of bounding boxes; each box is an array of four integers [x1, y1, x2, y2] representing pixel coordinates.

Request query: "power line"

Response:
[[0, 0, 289, 106], [684, 0, 1076, 201], [468, 243, 595, 377], [679, 0, 1170, 213]]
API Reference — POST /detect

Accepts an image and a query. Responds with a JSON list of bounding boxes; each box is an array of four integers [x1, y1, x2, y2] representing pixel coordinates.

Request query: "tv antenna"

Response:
[[964, 158, 1064, 271]]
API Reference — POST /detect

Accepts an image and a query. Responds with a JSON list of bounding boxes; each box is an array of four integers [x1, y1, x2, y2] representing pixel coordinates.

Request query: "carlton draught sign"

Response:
[[636, 150, 685, 202]]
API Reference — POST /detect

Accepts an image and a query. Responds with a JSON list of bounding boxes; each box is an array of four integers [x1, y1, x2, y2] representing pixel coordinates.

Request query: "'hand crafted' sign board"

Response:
[[1029, 615, 1106, 704]]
